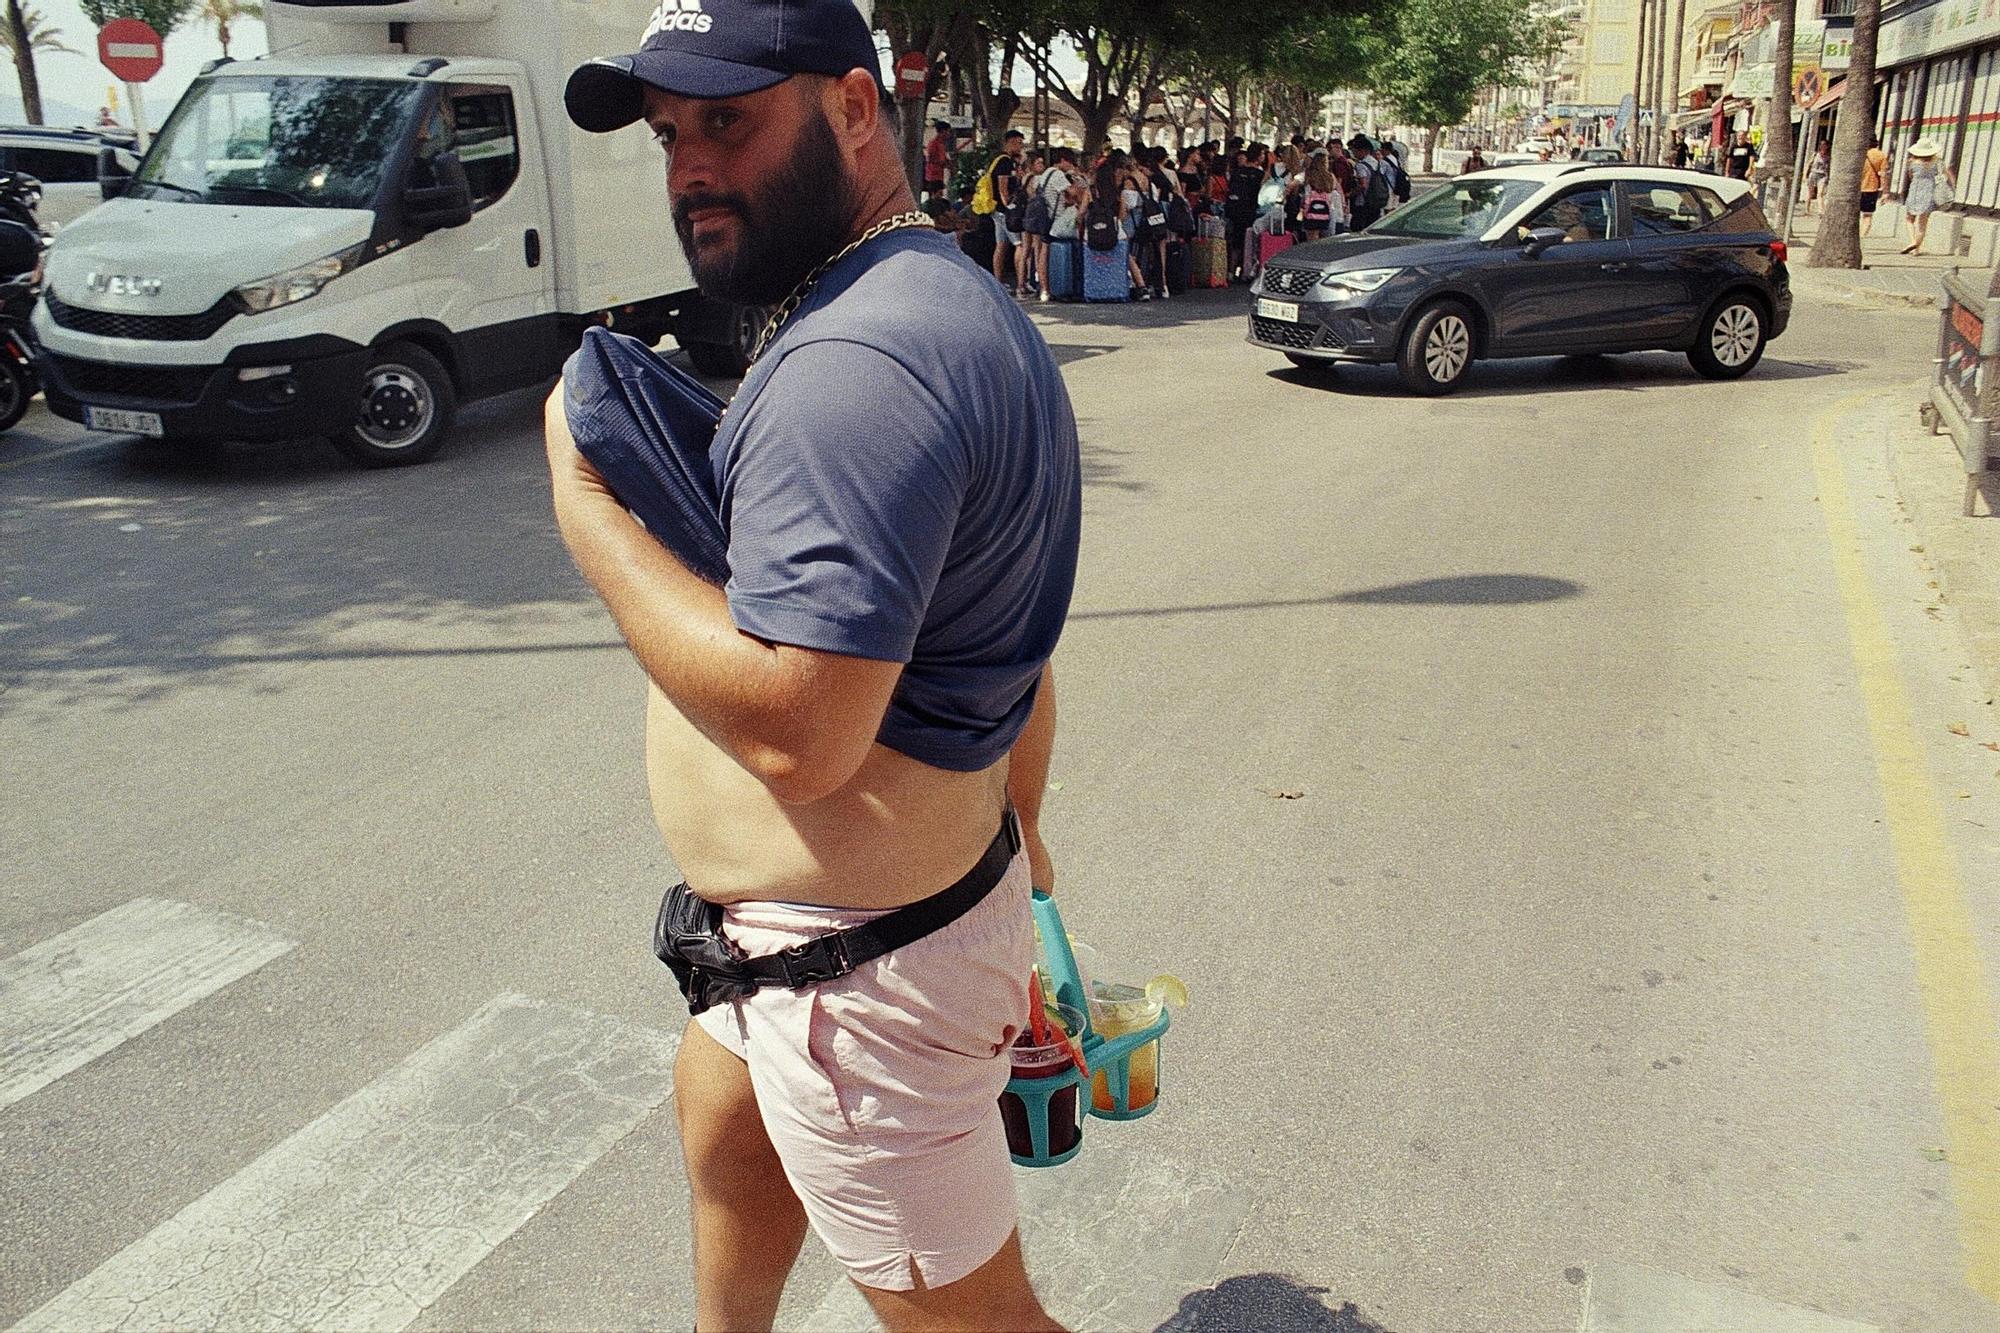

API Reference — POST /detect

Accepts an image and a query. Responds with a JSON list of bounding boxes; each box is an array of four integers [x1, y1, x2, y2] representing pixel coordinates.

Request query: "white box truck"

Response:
[[34, 0, 769, 465]]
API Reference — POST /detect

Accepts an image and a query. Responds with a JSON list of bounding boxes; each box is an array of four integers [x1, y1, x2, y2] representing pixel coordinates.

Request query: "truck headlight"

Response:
[[231, 242, 366, 314], [1320, 267, 1401, 295]]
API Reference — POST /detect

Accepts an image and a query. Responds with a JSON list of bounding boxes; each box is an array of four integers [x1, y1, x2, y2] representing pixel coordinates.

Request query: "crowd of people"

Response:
[[923, 124, 1418, 301]]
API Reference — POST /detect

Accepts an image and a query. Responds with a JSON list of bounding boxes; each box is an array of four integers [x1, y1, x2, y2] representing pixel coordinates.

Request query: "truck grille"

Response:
[[45, 291, 237, 342], [1252, 315, 1317, 350], [1260, 266, 1320, 298], [50, 355, 213, 405]]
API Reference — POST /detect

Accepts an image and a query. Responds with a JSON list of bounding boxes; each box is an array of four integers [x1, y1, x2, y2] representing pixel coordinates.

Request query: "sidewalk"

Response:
[[1784, 210, 1969, 309], [1887, 391, 2000, 708]]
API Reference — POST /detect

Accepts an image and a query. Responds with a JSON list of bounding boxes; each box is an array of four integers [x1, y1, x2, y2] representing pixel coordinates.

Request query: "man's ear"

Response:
[[828, 68, 880, 150]]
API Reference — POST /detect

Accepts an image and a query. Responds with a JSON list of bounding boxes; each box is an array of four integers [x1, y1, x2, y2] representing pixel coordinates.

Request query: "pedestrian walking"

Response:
[[1225, 143, 1267, 282], [1901, 138, 1955, 255], [1299, 155, 1342, 240], [1804, 140, 1829, 214], [1461, 145, 1489, 174], [1349, 136, 1389, 230], [1861, 136, 1889, 236], [1725, 132, 1757, 182], [554, 1, 1082, 1326]]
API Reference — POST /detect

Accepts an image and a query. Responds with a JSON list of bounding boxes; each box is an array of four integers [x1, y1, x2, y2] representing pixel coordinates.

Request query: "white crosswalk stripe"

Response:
[[14, 993, 680, 1333], [0, 896, 295, 1113]]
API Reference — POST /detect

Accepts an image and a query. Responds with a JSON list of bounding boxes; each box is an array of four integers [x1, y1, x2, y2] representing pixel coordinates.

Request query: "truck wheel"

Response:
[[682, 303, 768, 379], [336, 342, 456, 467]]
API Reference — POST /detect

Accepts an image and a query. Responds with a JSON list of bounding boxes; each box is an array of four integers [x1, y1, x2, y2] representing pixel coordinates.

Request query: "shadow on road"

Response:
[[1266, 352, 1856, 399], [1071, 575, 1583, 624], [1156, 1274, 1393, 1332]]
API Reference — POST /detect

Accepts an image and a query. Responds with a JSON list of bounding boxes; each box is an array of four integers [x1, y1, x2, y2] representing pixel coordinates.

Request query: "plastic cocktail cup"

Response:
[[1000, 1004, 1085, 1159], [1090, 984, 1163, 1112]]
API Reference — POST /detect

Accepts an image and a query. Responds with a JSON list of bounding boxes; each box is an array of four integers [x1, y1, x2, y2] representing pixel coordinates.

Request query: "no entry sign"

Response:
[[98, 17, 164, 85]]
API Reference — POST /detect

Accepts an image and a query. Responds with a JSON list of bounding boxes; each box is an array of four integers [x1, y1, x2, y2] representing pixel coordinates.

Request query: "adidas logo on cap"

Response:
[[643, 0, 712, 39]]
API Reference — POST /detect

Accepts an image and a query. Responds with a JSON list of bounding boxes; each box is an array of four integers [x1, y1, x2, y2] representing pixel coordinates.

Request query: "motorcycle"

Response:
[[0, 173, 49, 434]]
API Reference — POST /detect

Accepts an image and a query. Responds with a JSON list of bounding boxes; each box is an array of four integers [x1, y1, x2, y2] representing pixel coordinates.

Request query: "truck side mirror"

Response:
[[404, 152, 474, 232], [98, 146, 133, 201], [1519, 225, 1567, 257]]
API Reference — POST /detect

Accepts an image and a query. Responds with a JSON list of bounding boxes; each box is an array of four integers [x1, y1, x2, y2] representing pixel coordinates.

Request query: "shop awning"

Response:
[[1813, 79, 1845, 112], [1671, 107, 1715, 128]]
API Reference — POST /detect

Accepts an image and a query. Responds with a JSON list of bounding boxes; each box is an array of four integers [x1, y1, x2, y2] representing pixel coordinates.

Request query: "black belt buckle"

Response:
[[776, 932, 853, 988]]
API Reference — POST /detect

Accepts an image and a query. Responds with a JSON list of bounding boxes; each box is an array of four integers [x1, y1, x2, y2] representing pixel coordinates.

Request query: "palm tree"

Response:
[[1765, 0, 1798, 233], [200, 0, 264, 61], [1806, 0, 1882, 269], [3, 1, 78, 127]]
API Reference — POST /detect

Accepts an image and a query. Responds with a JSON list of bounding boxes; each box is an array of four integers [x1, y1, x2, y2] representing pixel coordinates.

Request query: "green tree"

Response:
[[199, 0, 263, 59], [3, 1, 77, 126], [1371, 0, 1561, 171], [1805, 0, 1881, 269], [80, 0, 200, 40]]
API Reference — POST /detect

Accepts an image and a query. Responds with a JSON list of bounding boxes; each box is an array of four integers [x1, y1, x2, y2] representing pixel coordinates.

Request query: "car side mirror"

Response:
[[1520, 226, 1566, 257], [98, 146, 133, 201], [403, 152, 474, 232]]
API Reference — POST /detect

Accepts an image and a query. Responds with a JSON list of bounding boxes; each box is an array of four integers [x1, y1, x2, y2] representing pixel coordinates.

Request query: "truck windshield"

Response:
[[133, 76, 424, 210]]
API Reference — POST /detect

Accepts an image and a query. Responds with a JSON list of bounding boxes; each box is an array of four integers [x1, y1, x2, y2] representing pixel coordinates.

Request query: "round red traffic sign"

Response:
[[894, 51, 930, 103], [98, 17, 164, 84]]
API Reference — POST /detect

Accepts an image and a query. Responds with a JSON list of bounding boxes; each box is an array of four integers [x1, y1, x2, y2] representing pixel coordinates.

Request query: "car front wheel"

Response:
[[1398, 300, 1476, 395], [335, 342, 457, 467], [1688, 295, 1768, 380]]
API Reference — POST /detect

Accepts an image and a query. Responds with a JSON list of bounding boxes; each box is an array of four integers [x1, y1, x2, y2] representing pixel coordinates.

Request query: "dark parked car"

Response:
[[1248, 164, 1791, 393]]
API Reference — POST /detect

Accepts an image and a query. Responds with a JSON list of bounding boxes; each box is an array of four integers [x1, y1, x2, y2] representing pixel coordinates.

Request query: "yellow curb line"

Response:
[[1813, 392, 2000, 1303]]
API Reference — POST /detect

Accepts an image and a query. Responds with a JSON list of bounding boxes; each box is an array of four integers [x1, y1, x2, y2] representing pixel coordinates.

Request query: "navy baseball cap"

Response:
[[566, 0, 886, 134]]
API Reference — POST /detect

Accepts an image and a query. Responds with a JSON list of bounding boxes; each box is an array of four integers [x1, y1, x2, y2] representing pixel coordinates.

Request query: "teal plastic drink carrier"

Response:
[[1003, 890, 1171, 1167]]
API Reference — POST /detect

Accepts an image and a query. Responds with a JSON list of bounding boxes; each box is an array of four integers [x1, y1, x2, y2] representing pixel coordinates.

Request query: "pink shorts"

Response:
[[693, 853, 1035, 1291]]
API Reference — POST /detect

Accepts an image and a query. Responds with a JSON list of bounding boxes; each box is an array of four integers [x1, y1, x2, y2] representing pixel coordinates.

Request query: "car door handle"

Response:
[[1599, 262, 1630, 272]]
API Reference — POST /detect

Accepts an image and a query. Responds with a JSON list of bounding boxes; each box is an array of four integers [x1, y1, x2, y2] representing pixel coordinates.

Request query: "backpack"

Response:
[[1390, 157, 1412, 202], [1302, 190, 1334, 226], [970, 154, 1008, 215], [1084, 198, 1121, 252], [1364, 160, 1391, 211]]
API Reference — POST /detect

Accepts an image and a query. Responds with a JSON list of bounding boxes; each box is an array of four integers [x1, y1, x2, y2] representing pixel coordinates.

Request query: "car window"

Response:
[[1521, 186, 1614, 243], [1693, 187, 1728, 222], [1628, 182, 1708, 235], [1369, 177, 1545, 239], [9, 145, 98, 185]]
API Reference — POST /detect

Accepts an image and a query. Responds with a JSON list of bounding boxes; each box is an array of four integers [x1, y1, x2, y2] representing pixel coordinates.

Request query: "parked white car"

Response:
[[0, 125, 141, 229]]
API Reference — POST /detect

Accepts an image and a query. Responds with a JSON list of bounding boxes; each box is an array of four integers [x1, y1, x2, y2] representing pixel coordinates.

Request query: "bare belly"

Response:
[[644, 683, 1011, 908]]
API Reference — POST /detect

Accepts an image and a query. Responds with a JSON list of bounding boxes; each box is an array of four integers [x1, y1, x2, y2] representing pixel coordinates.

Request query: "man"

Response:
[[555, 2, 1081, 1329], [1726, 132, 1757, 181], [1672, 135, 1691, 170], [1224, 142, 1269, 281], [1349, 135, 1385, 230], [988, 128, 1026, 293], [924, 118, 953, 203]]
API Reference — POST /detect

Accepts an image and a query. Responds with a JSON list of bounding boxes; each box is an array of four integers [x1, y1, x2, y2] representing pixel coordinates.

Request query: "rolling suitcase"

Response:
[[1256, 231, 1295, 272], [1192, 235, 1228, 289], [1046, 238, 1083, 301], [1083, 237, 1130, 303], [1164, 240, 1191, 295]]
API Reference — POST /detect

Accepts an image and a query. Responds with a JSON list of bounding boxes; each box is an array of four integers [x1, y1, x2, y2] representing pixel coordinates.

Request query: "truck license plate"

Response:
[[1257, 298, 1300, 323], [84, 406, 164, 438]]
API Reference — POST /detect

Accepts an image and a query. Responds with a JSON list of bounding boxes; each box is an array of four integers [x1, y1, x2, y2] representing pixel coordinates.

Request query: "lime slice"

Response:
[[1146, 974, 1190, 1009]]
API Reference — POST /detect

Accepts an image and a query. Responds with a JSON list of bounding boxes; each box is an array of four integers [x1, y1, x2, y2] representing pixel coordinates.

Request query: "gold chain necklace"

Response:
[[745, 210, 937, 366]]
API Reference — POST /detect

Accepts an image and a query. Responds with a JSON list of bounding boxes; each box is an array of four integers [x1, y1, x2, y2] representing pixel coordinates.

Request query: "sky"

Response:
[[0, 2, 270, 129]]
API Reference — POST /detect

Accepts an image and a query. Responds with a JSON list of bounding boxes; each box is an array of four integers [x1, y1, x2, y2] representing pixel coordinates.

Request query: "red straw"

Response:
[[1026, 970, 1053, 1046]]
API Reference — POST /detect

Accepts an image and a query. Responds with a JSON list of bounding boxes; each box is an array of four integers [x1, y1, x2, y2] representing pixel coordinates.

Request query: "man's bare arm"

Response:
[[1006, 663, 1058, 890], [544, 389, 898, 805]]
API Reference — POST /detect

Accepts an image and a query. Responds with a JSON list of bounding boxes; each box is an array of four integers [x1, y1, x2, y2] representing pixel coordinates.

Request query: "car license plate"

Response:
[[1257, 298, 1300, 323], [84, 406, 164, 438]]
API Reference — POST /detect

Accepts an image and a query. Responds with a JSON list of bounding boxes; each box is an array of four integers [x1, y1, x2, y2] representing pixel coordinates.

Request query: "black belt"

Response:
[[653, 809, 1024, 1016]]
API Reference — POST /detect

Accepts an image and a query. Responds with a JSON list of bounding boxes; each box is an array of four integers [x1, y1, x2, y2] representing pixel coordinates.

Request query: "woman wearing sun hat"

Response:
[[1903, 137, 1955, 255]]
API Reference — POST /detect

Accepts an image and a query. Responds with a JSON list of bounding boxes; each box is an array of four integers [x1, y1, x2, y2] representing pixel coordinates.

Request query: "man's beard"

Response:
[[672, 112, 857, 308]]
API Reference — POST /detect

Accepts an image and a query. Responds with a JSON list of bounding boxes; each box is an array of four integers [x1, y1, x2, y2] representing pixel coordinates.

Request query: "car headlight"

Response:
[[1320, 267, 1401, 295], [231, 242, 366, 314]]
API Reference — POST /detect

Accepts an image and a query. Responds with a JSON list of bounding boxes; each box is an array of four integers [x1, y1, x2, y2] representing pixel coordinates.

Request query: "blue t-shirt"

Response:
[[712, 228, 1082, 773]]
